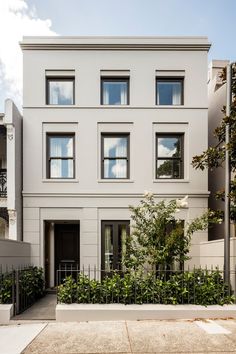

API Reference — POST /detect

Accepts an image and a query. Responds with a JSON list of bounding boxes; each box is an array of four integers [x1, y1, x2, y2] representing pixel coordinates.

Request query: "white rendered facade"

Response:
[[21, 37, 210, 287]]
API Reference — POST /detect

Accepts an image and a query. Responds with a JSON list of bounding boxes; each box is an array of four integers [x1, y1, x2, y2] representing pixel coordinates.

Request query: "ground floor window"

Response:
[[101, 220, 129, 272]]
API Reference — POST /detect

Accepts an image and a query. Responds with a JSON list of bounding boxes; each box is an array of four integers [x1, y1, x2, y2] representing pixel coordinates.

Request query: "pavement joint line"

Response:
[[21, 322, 48, 354], [195, 320, 231, 334], [125, 321, 133, 354]]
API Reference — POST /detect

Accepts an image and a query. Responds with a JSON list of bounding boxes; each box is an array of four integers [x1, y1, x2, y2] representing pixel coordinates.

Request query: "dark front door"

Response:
[[55, 223, 80, 282]]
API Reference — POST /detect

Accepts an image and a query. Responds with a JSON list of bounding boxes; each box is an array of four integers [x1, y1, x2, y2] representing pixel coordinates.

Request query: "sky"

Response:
[[0, 0, 235, 112]]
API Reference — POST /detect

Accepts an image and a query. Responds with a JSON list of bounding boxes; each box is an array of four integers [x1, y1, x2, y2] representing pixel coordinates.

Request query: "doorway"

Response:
[[55, 223, 80, 276]]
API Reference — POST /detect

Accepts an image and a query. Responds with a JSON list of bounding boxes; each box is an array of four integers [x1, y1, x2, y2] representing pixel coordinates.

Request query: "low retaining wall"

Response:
[[56, 304, 236, 322], [0, 304, 13, 323], [0, 239, 30, 271]]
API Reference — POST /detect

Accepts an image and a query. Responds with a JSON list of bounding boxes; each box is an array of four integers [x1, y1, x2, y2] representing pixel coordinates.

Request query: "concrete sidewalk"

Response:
[[20, 319, 236, 354], [0, 323, 47, 354]]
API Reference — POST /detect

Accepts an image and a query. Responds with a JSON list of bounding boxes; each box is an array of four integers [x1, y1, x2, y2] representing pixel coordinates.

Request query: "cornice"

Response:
[[22, 192, 210, 198], [20, 43, 211, 51], [20, 36, 211, 52]]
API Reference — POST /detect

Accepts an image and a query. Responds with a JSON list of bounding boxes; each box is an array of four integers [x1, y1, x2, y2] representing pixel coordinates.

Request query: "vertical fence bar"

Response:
[[15, 269, 20, 315]]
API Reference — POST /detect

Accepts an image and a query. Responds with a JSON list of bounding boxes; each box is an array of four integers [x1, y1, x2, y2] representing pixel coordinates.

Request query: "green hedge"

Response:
[[57, 269, 234, 306], [0, 266, 44, 304]]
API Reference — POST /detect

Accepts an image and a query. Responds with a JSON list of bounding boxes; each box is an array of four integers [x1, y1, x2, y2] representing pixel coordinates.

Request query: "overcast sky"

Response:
[[0, 0, 235, 112]]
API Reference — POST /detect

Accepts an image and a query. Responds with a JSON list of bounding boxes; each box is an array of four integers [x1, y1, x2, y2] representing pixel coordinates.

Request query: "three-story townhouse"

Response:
[[21, 36, 210, 287]]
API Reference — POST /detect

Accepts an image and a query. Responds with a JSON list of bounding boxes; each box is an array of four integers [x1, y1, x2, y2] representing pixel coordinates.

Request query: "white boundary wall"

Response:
[[56, 304, 236, 322], [0, 239, 30, 271], [200, 238, 236, 270]]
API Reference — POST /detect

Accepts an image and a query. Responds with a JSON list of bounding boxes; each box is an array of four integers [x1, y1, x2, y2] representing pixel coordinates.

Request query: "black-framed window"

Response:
[[156, 78, 183, 105], [101, 134, 130, 179], [101, 78, 129, 105], [46, 77, 75, 105], [156, 134, 184, 179], [47, 134, 75, 179], [101, 220, 130, 272]]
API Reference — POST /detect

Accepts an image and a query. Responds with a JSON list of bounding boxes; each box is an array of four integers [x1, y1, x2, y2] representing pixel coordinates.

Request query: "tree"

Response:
[[123, 192, 220, 271], [192, 64, 236, 220]]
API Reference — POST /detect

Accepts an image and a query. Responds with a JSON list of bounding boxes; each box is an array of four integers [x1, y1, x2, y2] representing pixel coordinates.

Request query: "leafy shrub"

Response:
[[0, 273, 13, 304], [0, 266, 44, 304], [57, 269, 234, 306]]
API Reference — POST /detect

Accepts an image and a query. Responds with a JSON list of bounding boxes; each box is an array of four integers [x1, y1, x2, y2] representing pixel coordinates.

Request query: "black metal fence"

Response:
[[56, 265, 236, 305], [0, 169, 7, 197], [0, 265, 44, 315]]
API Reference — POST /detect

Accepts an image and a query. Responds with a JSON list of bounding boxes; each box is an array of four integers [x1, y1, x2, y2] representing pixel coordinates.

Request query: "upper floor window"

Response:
[[156, 78, 183, 105], [101, 134, 129, 179], [47, 134, 75, 178], [46, 78, 75, 105], [101, 78, 129, 105], [156, 134, 184, 179]]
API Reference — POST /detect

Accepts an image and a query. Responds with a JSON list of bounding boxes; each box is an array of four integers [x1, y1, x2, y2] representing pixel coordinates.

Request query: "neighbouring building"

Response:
[[0, 99, 30, 270], [208, 60, 230, 241], [0, 100, 23, 241], [200, 59, 236, 271], [20, 36, 211, 287]]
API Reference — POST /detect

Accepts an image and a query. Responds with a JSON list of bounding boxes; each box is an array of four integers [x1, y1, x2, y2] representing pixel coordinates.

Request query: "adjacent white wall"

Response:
[[0, 239, 30, 271]]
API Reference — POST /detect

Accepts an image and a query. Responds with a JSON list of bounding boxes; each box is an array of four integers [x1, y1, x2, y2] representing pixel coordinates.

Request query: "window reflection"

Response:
[[157, 80, 182, 105], [156, 135, 183, 179], [47, 79, 74, 105], [48, 135, 74, 178], [102, 79, 129, 105], [102, 135, 129, 179]]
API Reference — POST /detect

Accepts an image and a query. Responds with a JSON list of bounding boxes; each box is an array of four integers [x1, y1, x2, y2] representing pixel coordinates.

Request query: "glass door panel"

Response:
[[104, 225, 113, 272]]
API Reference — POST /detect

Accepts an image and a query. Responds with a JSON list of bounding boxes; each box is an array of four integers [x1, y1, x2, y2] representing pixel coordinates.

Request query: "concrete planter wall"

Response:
[[0, 304, 13, 323], [56, 304, 236, 322]]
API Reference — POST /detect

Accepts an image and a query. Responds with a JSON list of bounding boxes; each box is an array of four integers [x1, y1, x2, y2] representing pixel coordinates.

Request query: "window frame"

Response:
[[101, 77, 130, 105], [156, 77, 184, 106], [46, 133, 75, 179], [46, 77, 75, 105], [156, 133, 184, 180], [101, 133, 130, 180], [101, 220, 130, 272]]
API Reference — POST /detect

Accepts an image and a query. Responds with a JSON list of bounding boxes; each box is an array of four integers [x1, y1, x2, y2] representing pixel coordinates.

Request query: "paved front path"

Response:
[[13, 294, 56, 321], [21, 319, 236, 354]]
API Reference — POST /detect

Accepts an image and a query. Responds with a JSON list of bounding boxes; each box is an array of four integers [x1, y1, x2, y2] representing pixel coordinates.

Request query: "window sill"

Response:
[[46, 104, 75, 107], [155, 105, 184, 108], [42, 179, 79, 183], [98, 179, 134, 183], [153, 179, 189, 183]]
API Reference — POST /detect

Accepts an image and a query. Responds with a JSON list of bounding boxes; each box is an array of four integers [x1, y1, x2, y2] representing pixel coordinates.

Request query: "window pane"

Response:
[[157, 137, 181, 158], [118, 224, 127, 267], [157, 159, 181, 179], [48, 80, 74, 105], [104, 159, 127, 178], [50, 159, 73, 178], [102, 81, 128, 105], [104, 137, 127, 158], [50, 137, 73, 158], [104, 225, 113, 272], [157, 81, 182, 105]]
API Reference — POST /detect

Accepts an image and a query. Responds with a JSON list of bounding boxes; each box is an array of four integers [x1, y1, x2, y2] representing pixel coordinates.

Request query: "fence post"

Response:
[[12, 270, 16, 315], [15, 269, 20, 315]]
